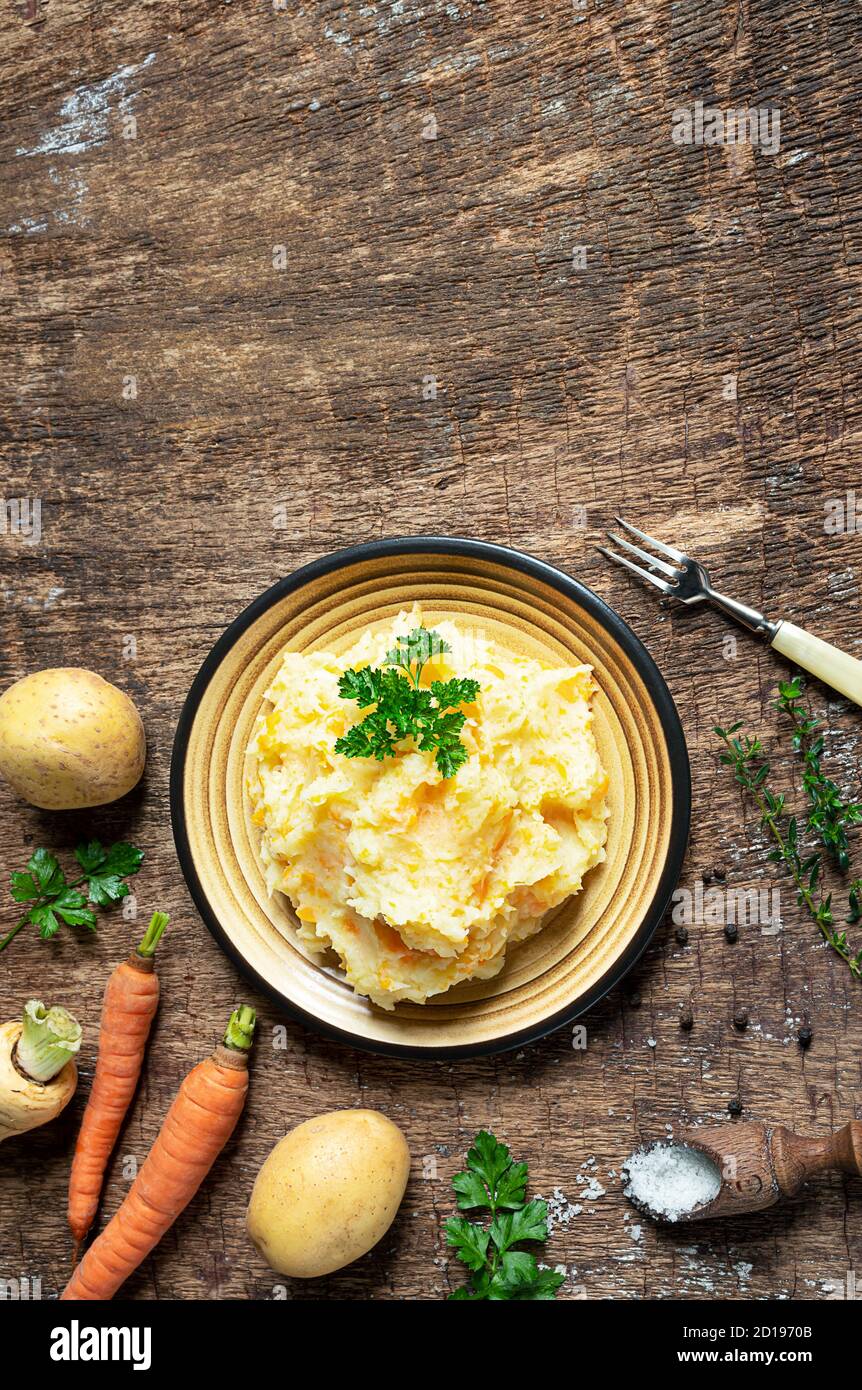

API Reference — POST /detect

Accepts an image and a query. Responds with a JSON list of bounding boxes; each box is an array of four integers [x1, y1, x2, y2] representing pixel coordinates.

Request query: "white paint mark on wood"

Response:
[[16, 53, 155, 158]]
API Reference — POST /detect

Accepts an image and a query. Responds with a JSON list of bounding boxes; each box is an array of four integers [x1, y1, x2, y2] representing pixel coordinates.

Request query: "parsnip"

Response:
[[0, 999, 81, 1143]]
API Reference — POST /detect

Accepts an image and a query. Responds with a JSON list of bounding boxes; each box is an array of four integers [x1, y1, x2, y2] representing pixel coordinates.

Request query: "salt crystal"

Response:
[[539, 1188, 580, 1233], [622, 1143, 721, 1222], [579, 1177, 606, 1201]]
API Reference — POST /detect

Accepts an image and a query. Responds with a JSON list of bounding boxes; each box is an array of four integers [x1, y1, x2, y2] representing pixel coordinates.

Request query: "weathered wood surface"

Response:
[[1, 0, 861, 1302]]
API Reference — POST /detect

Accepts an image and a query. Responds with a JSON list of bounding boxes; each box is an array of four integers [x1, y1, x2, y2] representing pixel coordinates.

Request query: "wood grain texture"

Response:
[[1, 0, 860, 1301]]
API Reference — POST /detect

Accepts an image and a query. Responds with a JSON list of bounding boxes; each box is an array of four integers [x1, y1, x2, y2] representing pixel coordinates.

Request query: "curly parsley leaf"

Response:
[[337, 666, 386, 710], [429, 677, 481, 709], [383, 627, 450, 674], [446, 1129, 564, 1301], [1, 839, 143, 954], [335, 627, 480, 779]]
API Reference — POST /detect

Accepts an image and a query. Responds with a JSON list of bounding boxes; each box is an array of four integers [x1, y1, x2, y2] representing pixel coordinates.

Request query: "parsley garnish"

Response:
[[445, 1130, 565, 1300], [334, 627, 480, 779], [0, 840, 144, 954]]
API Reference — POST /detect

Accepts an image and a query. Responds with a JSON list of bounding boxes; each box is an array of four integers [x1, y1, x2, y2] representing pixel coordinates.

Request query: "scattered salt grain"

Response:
[[540, 1187, 580, 1234], [579, 1177, 606, 1201], [623, 1143, 721, 1222]]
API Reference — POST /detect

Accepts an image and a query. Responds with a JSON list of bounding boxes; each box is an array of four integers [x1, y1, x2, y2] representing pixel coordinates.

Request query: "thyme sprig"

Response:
[[774, 676, 862, 871], [714, 722, 862, 979]]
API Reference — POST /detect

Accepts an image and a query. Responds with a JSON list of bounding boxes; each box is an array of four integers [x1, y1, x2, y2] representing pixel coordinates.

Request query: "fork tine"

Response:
[[597, 546, 674, 595], [614, 516, 687, 564], [606, 530, 679, 579]]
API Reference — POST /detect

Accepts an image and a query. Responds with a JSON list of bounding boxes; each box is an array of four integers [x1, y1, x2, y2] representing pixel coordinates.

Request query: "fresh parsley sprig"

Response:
[[445, 1130, 564, 1300], [335, 627, 480, 779], [715, 721, 862, 979], [1, 840, 144, 954], [774, 676, 862, 871]]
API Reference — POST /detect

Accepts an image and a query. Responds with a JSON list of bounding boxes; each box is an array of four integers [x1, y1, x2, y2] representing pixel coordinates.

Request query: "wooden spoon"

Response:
[[628, 1120, 862, 1223]]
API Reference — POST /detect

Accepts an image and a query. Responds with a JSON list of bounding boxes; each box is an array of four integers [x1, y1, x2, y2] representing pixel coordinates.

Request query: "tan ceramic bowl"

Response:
[[171, 538, 689, 1057]]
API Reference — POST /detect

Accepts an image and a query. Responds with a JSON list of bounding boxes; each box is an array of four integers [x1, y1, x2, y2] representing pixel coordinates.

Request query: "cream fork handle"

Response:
[[771, 622, 862, 708]]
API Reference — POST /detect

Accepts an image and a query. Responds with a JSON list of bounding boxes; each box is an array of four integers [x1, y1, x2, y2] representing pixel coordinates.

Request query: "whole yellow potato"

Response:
[[0, 668, 145, 810], [247, 1109, 410, 1278]]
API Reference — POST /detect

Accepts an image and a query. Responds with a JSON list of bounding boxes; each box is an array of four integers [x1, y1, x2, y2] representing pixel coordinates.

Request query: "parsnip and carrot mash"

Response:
[[246, 610, 609, 1009]]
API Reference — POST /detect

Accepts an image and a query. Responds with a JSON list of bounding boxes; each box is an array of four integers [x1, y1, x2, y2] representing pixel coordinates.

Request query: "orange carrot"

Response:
[[61, 1006, 255, 1301], [67, 912, 169, 1245]]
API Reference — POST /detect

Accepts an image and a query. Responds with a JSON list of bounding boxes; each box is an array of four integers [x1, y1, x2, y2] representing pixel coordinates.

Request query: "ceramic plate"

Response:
[[170, 537, 690, 1057]]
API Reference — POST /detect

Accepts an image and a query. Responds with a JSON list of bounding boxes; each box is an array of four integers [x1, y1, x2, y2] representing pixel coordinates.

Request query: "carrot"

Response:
[[67, 911, 169, 1245], [61, 1005, 255, 1301]]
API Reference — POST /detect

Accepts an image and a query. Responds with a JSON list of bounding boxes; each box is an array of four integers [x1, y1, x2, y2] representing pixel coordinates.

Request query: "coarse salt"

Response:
[[622, 1143, 721, 1222], [539, 1187, 581, 1233]]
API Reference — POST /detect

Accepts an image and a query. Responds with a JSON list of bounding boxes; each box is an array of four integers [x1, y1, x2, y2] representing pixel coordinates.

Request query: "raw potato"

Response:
[[0, 668, 145, 810], [247, 1109, 410, 1278]]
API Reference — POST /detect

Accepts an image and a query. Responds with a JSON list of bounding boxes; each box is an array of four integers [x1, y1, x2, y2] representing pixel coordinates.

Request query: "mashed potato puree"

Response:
[[246, 611, 609, 1009]]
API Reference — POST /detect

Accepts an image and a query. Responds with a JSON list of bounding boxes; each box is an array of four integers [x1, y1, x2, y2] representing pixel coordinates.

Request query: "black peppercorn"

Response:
[[733, 1008, 749, 1031], [675, 926, 689, 945], [798, 1026, 813, 1049], [728, 1097, 743, 1116], [679, 1007, 694, 1031], [724, 923, 739, 943]]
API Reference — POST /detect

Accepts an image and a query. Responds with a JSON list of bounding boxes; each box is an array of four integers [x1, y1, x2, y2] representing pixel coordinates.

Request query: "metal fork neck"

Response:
[[705, 586, 779, 640]]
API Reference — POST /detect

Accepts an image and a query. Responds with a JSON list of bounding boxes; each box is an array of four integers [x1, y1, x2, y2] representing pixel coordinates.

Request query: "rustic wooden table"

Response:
[[2, 0, 860, 1303]]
